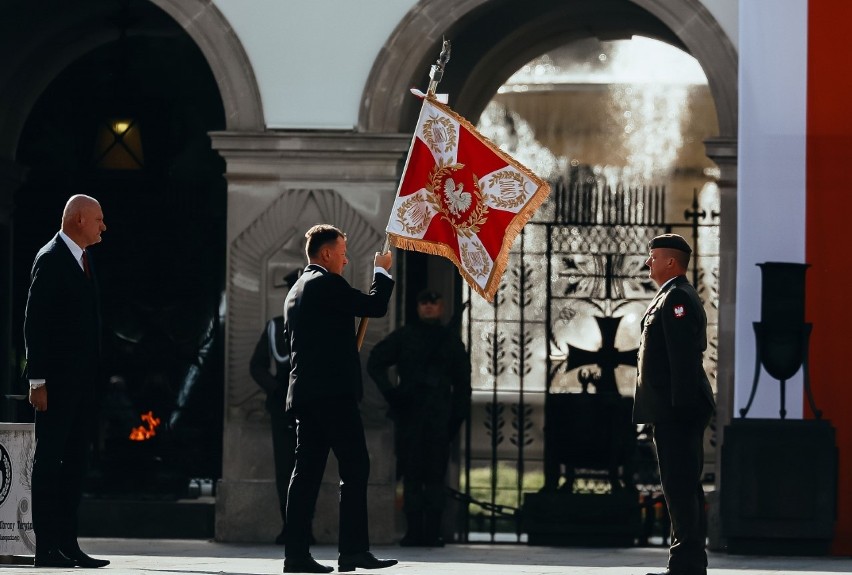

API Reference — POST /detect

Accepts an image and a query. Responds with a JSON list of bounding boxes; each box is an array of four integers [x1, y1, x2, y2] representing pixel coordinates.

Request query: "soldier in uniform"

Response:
[[367, 289, 471, 547], [633, 234, 716, 575], [249, 269, 311, 545]]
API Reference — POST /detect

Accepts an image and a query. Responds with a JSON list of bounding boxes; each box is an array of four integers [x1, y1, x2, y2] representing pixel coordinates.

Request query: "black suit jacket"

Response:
[[24, 233, 101, 401], [284, 264, 394, 412], [633, 275, 715, 425]]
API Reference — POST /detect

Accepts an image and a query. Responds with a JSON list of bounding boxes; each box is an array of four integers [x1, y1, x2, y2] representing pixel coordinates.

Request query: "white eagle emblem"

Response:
[[443, 177, 472, 216], [673, 304, 685, 318]]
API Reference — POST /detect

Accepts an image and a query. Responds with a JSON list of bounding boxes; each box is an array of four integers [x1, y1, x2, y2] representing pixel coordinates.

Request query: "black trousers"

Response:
[[269, 405, 297, 524], [32, 397, 90, 554], [398, 421, 449, 514], [285, 399, 370, 557], [653, 421, 708, 573]]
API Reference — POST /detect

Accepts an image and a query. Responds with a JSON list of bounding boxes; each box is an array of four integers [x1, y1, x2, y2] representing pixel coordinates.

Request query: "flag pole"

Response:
[[427, 38, 451, 97], [355, 235, 389, 350], [356, 39, 451, 351]]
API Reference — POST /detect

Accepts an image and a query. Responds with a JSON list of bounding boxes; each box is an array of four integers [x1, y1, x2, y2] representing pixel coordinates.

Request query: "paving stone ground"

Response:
[[4, 538, 849, 575]]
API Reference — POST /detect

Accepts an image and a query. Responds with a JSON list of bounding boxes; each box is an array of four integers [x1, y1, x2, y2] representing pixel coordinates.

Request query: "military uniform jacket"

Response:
[[633, 275, 715, 425], [249, 315, 290, 413], [366, 320, 471, 430]]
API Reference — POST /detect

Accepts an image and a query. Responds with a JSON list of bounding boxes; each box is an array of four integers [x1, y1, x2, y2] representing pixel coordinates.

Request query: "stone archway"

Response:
[[359, 0, 736, 138], [226, 188, 387, 417], [0, 0, 259, 525], [0, 0, 262, 159], [359, 0, 738, 547], [146, 0, 264, 131]]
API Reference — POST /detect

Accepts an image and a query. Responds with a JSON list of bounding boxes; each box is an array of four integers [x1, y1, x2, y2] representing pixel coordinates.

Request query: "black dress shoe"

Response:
[[283, 555, 334, 573], [337, 551, 398, 572], [34, 548, 76, 568], [646, 570, 706, 575], [63, 549, 110, 568]]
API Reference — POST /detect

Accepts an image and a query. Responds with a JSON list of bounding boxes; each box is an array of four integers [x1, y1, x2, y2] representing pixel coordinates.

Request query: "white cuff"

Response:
[[29, 380, 45, 389], [374, 267, 392, 279]]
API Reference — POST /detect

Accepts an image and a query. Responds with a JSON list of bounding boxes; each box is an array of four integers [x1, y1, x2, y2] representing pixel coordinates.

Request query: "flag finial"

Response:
[[427, 38, 451, 96]]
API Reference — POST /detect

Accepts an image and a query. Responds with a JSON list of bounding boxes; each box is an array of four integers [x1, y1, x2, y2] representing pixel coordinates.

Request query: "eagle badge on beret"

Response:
[[673, 304, 685, 318]]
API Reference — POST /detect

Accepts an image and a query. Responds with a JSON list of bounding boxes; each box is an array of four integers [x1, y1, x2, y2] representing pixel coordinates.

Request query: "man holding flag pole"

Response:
[[282, 225, 396, 573]]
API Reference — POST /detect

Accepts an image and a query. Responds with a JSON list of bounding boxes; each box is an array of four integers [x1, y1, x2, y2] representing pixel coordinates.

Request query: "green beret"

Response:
[[649, 233, 692, 254]]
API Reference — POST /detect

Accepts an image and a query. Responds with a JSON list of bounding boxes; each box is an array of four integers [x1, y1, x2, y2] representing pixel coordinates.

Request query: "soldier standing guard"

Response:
[[368, 289, 471, 547], [633, 234, 715, 575]]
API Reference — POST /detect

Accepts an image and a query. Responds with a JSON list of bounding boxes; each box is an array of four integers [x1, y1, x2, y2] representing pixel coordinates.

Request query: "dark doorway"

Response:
[[12, 2, 226, 499]]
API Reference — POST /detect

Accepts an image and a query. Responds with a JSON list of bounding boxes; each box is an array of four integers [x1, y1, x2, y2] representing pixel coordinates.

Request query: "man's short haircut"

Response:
[[672, 249, 691, 270], [305, 224, 345, 259], [649, 233, 691, 270]]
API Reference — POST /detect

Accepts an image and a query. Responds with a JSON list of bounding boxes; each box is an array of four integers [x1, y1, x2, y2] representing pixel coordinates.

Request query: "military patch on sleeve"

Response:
[[673, 304, 686, 318]]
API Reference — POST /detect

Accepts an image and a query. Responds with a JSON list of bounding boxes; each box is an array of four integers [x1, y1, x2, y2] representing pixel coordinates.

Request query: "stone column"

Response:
[[210, 130, 410, 544], [0, 159, 26, 422], [703, 136, 737, 550]]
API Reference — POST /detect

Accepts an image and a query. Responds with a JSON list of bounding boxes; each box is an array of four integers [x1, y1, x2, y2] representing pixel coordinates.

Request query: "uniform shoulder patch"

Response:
[[673, 304, 686, 318]]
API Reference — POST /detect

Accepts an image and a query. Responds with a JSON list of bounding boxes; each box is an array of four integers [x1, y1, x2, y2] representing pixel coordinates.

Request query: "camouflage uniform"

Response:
[[367, 319, 471, 546]]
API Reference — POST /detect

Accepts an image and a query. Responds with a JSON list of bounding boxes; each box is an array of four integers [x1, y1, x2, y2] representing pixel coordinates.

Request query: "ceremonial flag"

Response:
[[386, 91, 551, 301]]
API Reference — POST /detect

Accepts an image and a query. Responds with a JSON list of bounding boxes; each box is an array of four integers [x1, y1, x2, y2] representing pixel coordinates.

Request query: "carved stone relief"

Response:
[[227, 188, 386, 421]]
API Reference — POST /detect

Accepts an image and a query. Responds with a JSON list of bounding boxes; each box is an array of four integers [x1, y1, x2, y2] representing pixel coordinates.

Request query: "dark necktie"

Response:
[[82, 251, 91, 279]]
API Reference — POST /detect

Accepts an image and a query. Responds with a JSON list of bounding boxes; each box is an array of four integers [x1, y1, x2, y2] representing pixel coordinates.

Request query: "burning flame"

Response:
[[129, 411, 161, 441]]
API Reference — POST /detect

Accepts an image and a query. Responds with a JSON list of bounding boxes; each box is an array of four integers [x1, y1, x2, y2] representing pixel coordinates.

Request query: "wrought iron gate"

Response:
[[456, 178, 719, 542]]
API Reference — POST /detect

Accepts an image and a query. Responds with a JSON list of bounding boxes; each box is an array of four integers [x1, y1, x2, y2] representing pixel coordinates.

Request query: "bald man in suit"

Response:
[[25, 194, 110, 568], [282, 224, 397, 574]]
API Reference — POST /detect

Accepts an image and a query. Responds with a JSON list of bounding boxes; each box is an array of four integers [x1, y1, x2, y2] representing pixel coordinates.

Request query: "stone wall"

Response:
[[212, 130, 410, 543]]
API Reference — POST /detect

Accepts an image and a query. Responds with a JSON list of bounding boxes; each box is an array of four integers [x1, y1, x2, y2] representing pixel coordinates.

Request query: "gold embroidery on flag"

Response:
[[460, 241, 491, 279], [487, 170, 529, 209], [426, 160, 489, 238], [388, 95, 552, 302], [422, 113, 457, 154], [396, 195, 431, 235]]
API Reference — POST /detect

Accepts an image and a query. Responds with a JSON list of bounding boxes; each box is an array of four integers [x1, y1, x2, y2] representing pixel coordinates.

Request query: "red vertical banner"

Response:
[[807, 0, 852, 555]]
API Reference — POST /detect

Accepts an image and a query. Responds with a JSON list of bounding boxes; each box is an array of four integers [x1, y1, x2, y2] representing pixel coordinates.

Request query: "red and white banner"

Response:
[[386, 92, 550, 301], [740, 0, 852, 553]]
